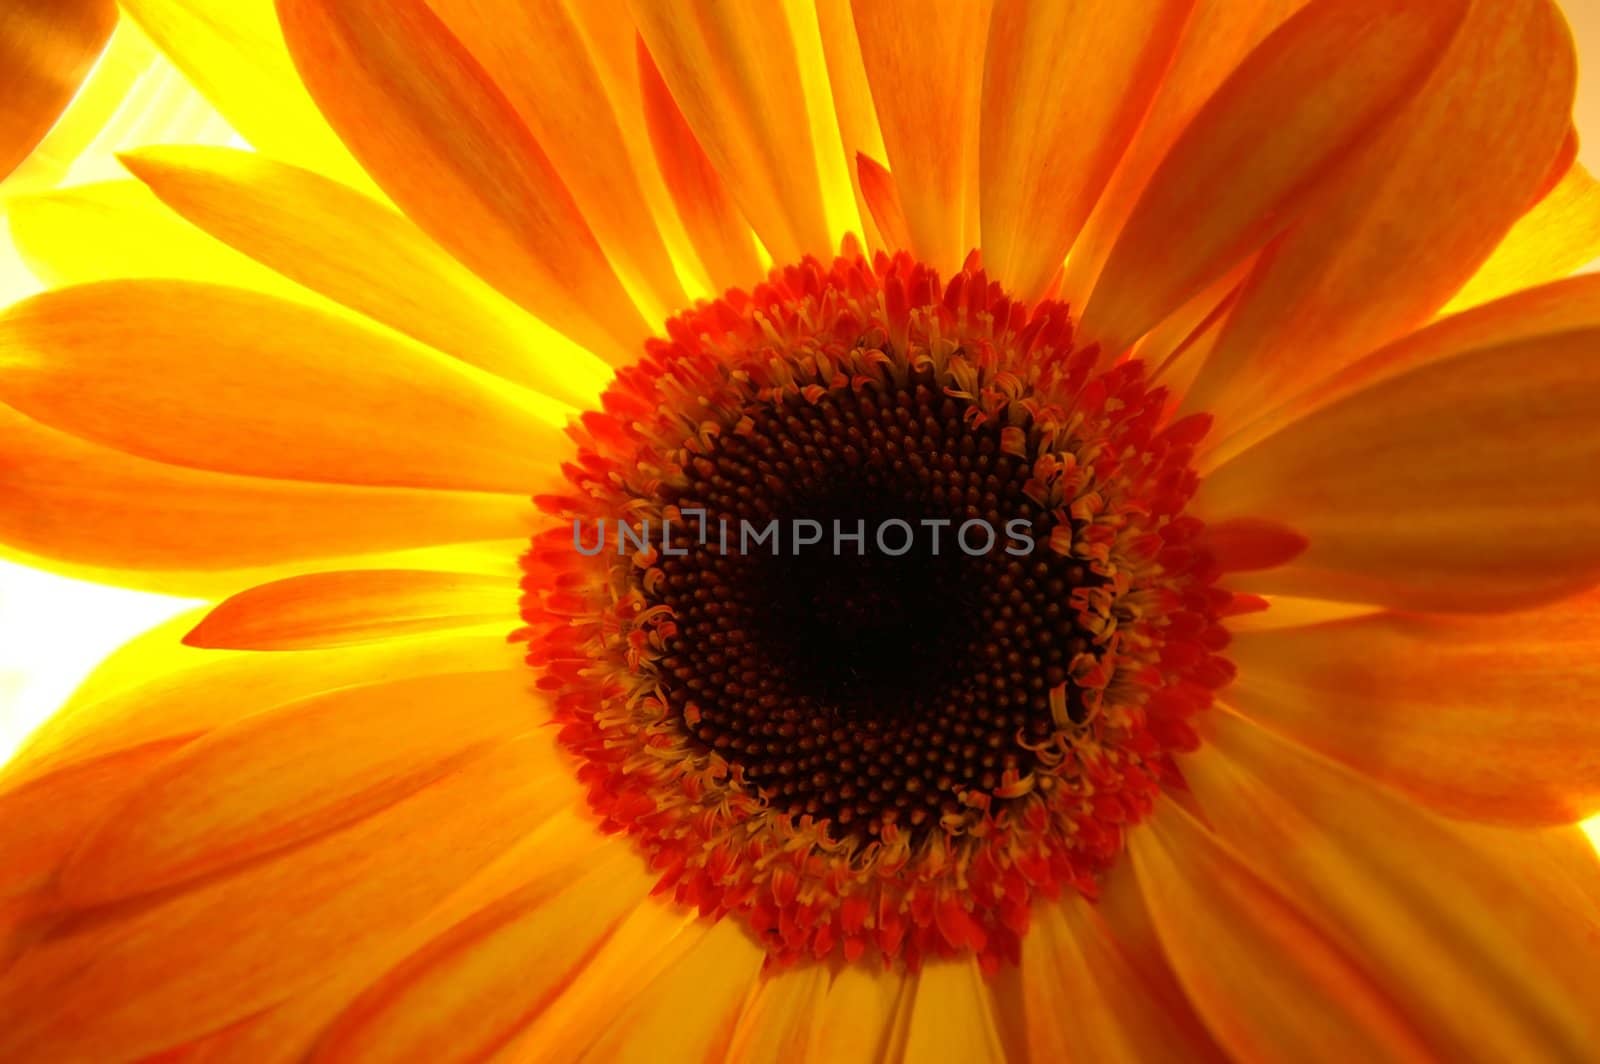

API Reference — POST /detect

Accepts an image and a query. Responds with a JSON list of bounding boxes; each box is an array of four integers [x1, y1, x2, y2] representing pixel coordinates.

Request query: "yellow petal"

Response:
[[901, 959, 1008, 1064], [0, 281, 568, 493], [1183, 0, 1575, 427], [0, 0, 116, 182], [630, 0, 833, 264], [119, 0, 372, 188], [1445, 160, 1600, 314], [119, 146, 612, 407], [1183, 710, 1600, 1058], [1225, 590, 1600, 824], [978, 0, 1192, 300], [276, 0, 648, 364], [851, 0, 991, 275], [1129, 799, 1433, 1061], [425, 0, 687, 321], [1196, 326, 1600, 611], [1078, 0, 1467, 355]]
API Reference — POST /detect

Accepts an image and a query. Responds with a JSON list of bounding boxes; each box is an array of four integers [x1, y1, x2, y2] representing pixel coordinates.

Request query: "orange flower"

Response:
[[3, 0, 1600, 1059]]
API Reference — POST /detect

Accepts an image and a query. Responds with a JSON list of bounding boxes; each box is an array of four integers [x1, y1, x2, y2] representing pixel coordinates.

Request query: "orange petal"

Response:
[[57, 669, 551, 907], [1078, 0, 1467, 355], [851, 0, 991, 275], [425, 0, 687, 320], [723, 966, 830, 1063], [1183, 0, 1575, 426], [309, 842, 651, 1062], [1011, 898, 1222, 1061], [0, 281, 567, 493], [1195, 326, 1600, 611], [630, 0, 832, 264], [1225, 590, 1600, 824], [814, 0, 890, 251], [0, 403, 532, 578], [978, 0, 1192, 301], [901, 960, 1009, 1063], [184, 569, 513, 651], [119, 146, 612, 408], [1062, 0, 1309, 310], [1183, 710, 1600, 1057], [276, 0, 648, 364], [810, 965, 912, 1062], [1446, 160, 1600, 314], [0, 0, 116, 182], [636, 39, 764, 293], [0, 734, 567, 1061], [1128, 799, 1432, 1060], [857, 152, 912, 253], [119, 0, 373, 189]]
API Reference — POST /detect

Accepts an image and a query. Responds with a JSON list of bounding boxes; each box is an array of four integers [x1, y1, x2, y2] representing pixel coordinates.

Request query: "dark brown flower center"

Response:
[[647, 365, 1102, 847]]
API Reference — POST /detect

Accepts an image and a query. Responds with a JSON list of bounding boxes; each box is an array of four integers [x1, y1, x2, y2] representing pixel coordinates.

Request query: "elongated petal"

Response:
[[809, 965, 912, 1062], [637, 39, 764, 292], [1129, 800, 1432, 1060], [0, 404, 532, 576], [185, 570, 513, 651], [0, 281, 566, 493], [1196, 328, 1600, 610], [814, 0, 890, 251], [276, 0, 647, 363], [58, 669, 547, 906], [119, 0, 371, 187], [901, 959, 1008, 1063], [724, 966, 830, 1063], [426, 0, 686, 319], [1225, 592, 1600, 824], [629, 0, 832, 263], [1012, 899, 1223, 1061], [857, 153, 911, 253], [0, 734, 567, 1061], [309, 846, 652, 1062], [119, 147, 611, 407], [1183, 0, 1575, 425], [1079, 0, 1466, 355], [851, 0, 991, 274], [0, 0, 116, 182], [1446, 161, 1600, 314], [979, 0, 1192, 300], [1184, 710, 1600, 1057], [1063, 0, 1308, 308]]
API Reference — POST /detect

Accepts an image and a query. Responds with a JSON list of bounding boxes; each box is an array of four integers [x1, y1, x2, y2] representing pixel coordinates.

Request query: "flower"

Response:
[[2, 0, 1600, 1059]]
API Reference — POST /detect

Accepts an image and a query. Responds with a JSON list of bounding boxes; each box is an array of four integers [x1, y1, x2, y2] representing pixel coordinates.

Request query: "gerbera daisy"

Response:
[[3, 0, 1600, 1058]]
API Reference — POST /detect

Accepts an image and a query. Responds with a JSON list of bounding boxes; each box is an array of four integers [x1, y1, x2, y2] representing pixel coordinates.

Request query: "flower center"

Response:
[[651, 370, 1103, 846], [519, 244, 1235, 970]]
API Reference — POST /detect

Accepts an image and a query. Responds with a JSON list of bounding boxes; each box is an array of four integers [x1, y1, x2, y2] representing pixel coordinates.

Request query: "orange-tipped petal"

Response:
[[1183, 0, 1575, 426], [0, 403, 532, 577], [851, 0, 991, 275], [0, 281, 567, 493], [0, 0, 116, 182], [119, 146, 611, 407], [119, 0, 372, 189], [425, 0, 687, 320], [1196, 326, 1600, 611], [184, 570, 513, 651], [1224, 591, 1600, 824], [857, 152, 912, 253], [1129, 799, 1432, 1061], [275, 0, 648, 364], [629, 0, 832, 264], [1183, 710, 1600, 1057], [636, 39, 764, 293], [1446, 160, 1600, 314], [0, 734, 568, 1061], [978, 0, 1192, 301], [1078, 0, 1467, 355]]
